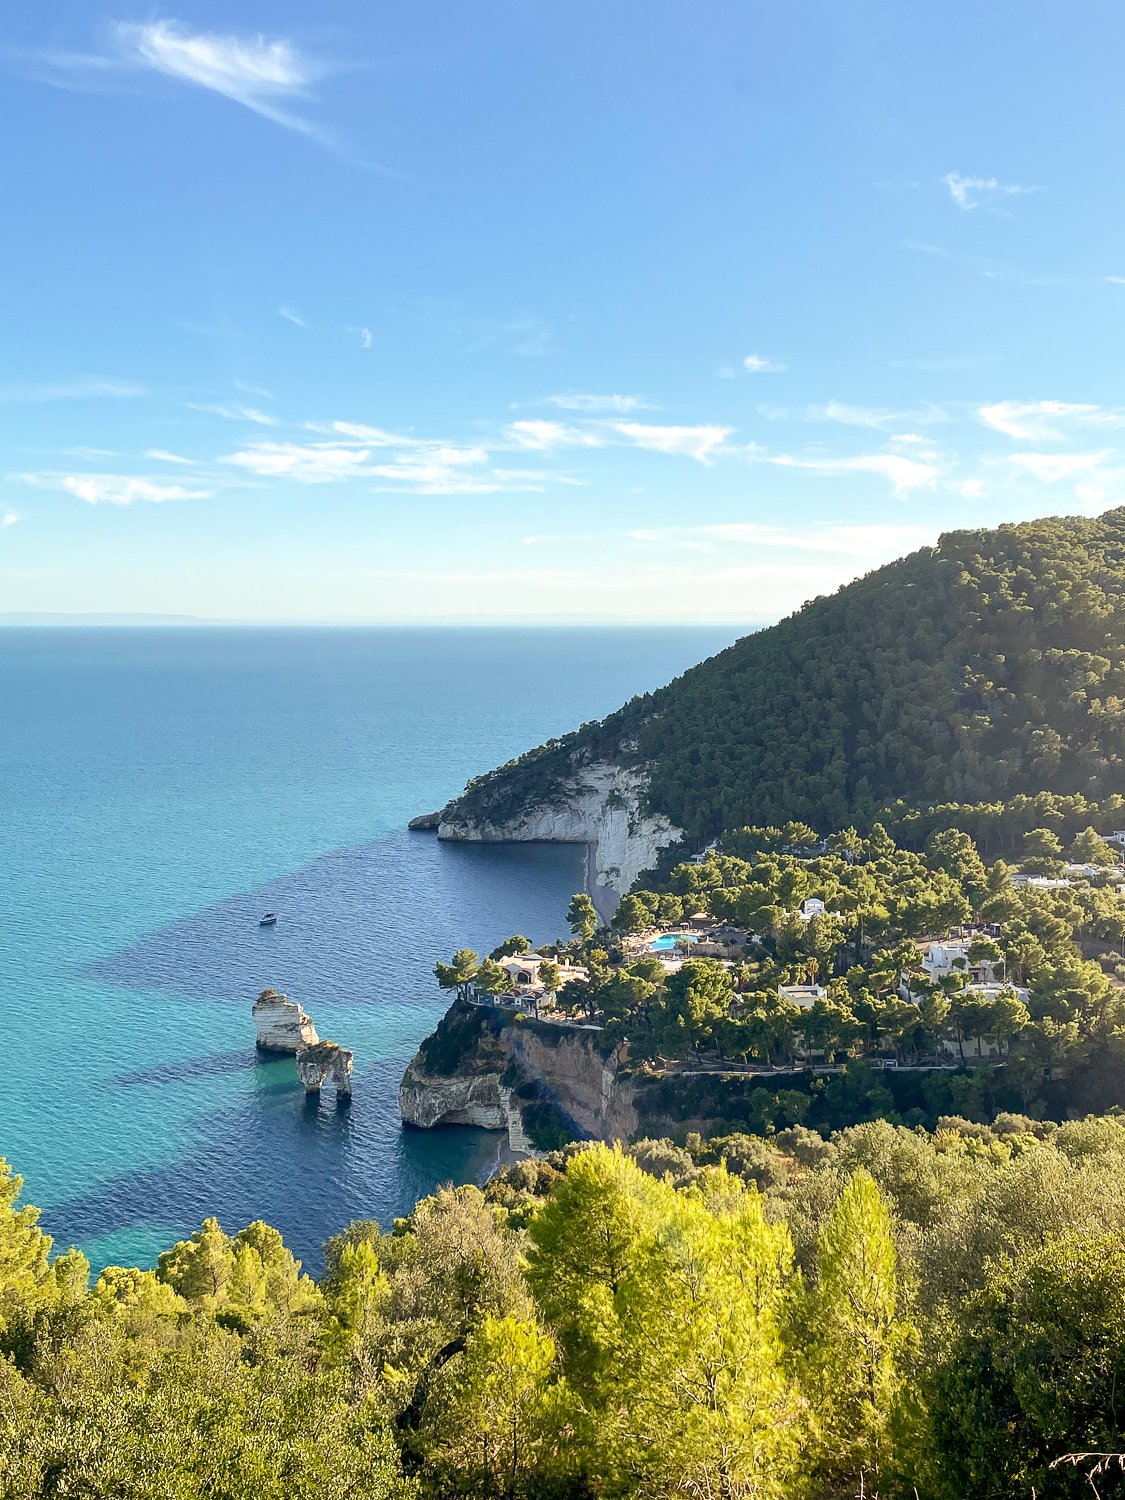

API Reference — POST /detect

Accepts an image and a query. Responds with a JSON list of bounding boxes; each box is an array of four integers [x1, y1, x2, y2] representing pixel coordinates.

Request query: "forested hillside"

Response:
[[452, 509, 1125, 841], [8, 1121, 1125, 1499]]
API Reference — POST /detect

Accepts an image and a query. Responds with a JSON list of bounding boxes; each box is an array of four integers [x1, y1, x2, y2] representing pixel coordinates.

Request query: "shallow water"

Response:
[[0, 625, 733, 1270]]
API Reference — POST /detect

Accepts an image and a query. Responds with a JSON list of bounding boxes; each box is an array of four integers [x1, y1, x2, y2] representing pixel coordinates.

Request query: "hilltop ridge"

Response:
[[430, 509, 1125, 878]]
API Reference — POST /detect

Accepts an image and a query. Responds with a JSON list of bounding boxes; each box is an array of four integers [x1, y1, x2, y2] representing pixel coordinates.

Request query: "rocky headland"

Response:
[[395, 996, 790, 1155], [422, 758, 682, 917], [399, 998, 638, 1152], [407, 811, 442, 830]]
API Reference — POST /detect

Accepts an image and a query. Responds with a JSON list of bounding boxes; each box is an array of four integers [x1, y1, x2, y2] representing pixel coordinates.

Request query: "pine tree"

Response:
[[793, 1169, 912, 1492]]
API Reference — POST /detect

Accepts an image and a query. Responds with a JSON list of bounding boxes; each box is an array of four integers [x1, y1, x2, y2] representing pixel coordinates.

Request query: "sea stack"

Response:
[[252, 989, 320, 1053], [296, 1041, 354, 1098]]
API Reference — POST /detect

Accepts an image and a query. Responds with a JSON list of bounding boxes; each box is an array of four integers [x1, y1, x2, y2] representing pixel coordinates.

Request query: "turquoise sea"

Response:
[[0, 626, 733, 1272]]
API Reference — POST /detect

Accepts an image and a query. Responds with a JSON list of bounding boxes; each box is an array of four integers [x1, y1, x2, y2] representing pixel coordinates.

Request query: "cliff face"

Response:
[[399, 999, 638, 1152], [253, 990, 319, 1053], [400, 1000, 854, 1151], [436, 759, 682, 899]]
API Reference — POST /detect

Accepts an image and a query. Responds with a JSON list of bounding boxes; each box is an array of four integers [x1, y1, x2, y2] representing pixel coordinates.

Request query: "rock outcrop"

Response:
[[253, 989, 319, 1053], [433, 760, 682, 903], [296, 1041, 353, 1098], [408, 811, 442, 830], [399, 998, 637, 1152], [400, 999, 853, 1153]]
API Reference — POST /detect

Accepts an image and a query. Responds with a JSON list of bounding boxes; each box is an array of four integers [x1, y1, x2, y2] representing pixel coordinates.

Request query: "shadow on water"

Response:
[[47, 1065, 501, 1274], [86, 830, 584, 1011], [103, 1049, 259, 1090], [63, 829, 583, 1270]]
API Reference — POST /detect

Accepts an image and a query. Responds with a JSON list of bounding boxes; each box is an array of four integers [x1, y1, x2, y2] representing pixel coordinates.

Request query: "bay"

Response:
[[0, 625, 733, 1270]]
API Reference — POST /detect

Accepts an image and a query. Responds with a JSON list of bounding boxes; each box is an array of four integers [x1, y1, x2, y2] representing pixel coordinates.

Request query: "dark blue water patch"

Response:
[[88, 830, 586, 1010], [103, 1049, 260, 1090], [58, 831, 586, 1270], [45, 1048, 505, 1274]]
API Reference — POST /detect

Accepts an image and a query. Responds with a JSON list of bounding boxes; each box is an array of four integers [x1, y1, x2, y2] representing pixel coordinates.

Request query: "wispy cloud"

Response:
[[943, 172, 1042, 211], [222, 441, 373, 484], [279, 305, 308, 328], [146, 449, 196, 465], [612, 422, 732, 465], [305, 420, 420, 447], [743, 354, 785, 374], [2, 511, 21, 529], [1009, 451, 1109, 483], [305, 420, 414, 446], [904, 240, 954, 259], [113, 20, 327, 138], [1106, 276, 1125, 286], [357, 327, 373, 349], [0, 377, 144, 403], [901, 240, 1062, 291], [978, 400, 1119, 440], [547, 393, 648, 413], [368, 459, 549, 495], [187, 401, 278, 426], [806, 399, 929, 432], [61, 474, 212, 506], [506, 420, 604, 452], [764, 452, 939, 498], [221, 435, 553, 494]]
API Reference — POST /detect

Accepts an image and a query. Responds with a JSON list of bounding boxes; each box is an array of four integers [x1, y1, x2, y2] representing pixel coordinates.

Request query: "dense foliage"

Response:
[[450, 510, 1125, 840], [8, 1117, 1125, 1497], [441, 818, 1125, 1128], [600, 821, 1125, 1067]]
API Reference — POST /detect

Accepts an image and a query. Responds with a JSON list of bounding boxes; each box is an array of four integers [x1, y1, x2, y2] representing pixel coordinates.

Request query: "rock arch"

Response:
[[295, 1040, 353, 1099]]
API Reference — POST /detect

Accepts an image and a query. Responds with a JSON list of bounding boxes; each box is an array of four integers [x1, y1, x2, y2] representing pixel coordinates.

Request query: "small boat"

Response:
[[258, 913, 278, 927]]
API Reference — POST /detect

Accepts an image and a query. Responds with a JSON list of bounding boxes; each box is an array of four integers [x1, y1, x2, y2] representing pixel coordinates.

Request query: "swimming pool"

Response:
[[649, 932, 700, 952]]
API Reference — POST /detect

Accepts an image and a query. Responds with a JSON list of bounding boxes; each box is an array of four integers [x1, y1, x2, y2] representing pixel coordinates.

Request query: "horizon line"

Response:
[[0, 613, 762, 630]]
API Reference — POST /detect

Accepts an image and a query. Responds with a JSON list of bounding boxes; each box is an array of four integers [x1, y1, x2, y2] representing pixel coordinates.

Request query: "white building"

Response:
[[940, 1033, 1005, 1059], [498, 953, 545, 990], [921, 939, 974, 976], [962, 981, 1028, 1002], [489, 956, 587, 1009], [689, 840, 721, 865], [779, 984, 829, 1010], [936, 985, 1029, 1059], [900, 937, 1002, 1003]]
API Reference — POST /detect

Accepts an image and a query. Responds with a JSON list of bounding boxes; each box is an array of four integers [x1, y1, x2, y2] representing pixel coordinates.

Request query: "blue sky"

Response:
[[2, 1, 1123, 622]]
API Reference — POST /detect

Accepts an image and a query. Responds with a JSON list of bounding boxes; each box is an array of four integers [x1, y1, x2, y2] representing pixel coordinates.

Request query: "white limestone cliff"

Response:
[[398, 1065, 507, 1130], [252, 989, 319, 1053], [436, 761, 682, 902], [399, 999, 639, 1152]]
